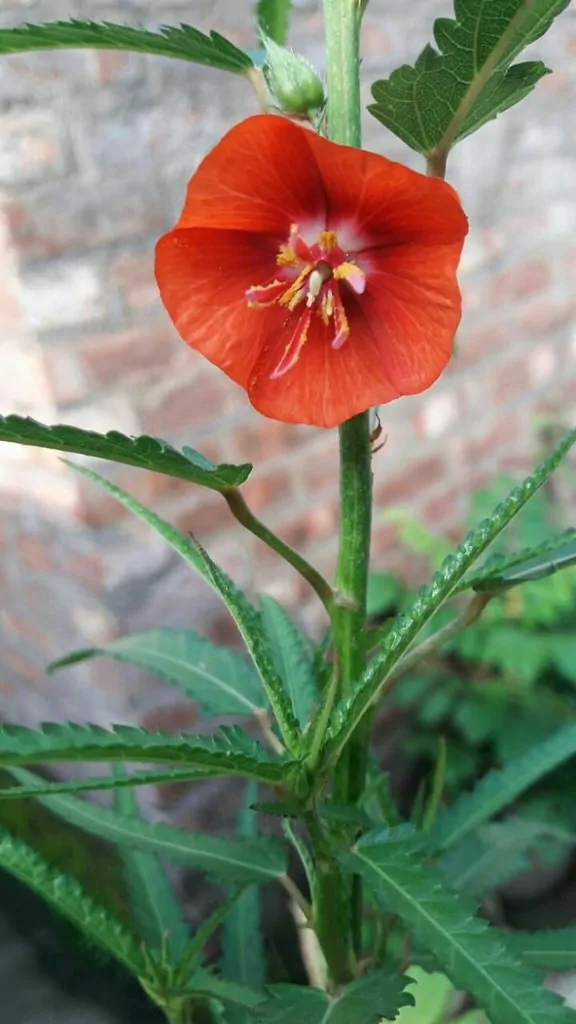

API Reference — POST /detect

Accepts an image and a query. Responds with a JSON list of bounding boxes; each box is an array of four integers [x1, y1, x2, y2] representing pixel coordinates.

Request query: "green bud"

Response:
[[262, 35, 325, 118]]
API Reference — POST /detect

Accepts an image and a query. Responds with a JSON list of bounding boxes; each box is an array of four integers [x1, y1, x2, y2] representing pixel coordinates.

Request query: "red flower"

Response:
[[155, 115, 468, 429]]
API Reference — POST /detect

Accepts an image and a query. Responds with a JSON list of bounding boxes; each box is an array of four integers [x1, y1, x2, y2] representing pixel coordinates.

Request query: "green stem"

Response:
[[312, 0, 370, 986], [323, 0, 362, 146], [224, 488, 334, 614]]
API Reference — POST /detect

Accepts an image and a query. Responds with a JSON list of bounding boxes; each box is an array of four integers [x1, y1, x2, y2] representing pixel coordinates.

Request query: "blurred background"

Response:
[[0, 0, 574, 733], [0, 0, 575, 1018]]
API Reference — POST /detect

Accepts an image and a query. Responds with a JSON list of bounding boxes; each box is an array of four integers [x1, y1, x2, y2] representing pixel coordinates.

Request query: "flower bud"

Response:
[[262, 36, 325, 119]]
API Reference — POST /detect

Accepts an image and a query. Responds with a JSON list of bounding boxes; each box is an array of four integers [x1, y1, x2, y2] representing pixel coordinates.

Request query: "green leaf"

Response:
[[256, 969, 412, 1023], [51, 629, 266, 718], [430, 720, 576, 851], [327, 427, 576, 760], [0, 765, 216, 799], [259, 596, 317, 729], [460, 531, 576, 593], [176, 891, 245, 982], [0, 415, 251, 491], [368, 0, 570, 158], [70, 463, 300, 754], [343, 832, 576, 1024], [510, 928, 576, 970], [256, 0, 292, 45], [113, 765, 190, 961], [0, 20, 253, 72], [440, 822, 534, 898], [5, 768, 287, 884], [0, 723, 289, 784], [393, 968, 454, 1024], [0, 827, 146, 977], [222, 784, 266, 1024], [187, 969, 265, 1008]]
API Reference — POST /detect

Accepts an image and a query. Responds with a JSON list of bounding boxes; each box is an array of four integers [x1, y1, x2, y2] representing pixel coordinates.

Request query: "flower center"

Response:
[[246, 225, 366, 380]]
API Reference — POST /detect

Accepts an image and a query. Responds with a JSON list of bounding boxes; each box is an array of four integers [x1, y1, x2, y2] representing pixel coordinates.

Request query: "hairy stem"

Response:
[[313, 0, 370, 986], [224, 488, 334, 613]]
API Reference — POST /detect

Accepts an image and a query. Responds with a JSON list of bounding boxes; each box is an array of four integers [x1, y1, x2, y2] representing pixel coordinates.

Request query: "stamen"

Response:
[[331, 286, 350, 350], [278, 265, 313, 310], [318, 230, 338, 253], [306, 269, 324, 306], [333, 261, 366, 295], [246, 279, 288, 306], [270, 308, 312, 379]]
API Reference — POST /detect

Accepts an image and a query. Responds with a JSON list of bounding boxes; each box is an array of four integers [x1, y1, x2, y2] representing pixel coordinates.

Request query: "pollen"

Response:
[[246, 225, 366, 378]]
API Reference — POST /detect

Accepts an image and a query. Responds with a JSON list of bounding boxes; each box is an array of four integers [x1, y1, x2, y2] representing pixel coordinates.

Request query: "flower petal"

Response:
[[248, 302, 399, 428], [155, 227, 284, 387], [174, 115, 326, 235], [360, 242, 465, 394], [302, 131, 468, 249]]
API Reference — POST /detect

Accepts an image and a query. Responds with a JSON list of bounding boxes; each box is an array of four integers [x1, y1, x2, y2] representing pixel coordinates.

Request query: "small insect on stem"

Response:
[[370, 411, 387, 455]]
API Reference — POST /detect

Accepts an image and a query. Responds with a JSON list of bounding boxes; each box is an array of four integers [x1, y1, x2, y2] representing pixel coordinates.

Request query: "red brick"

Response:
[[240, 468, 291, 513], [139, 373, 230, 436], [110, 251, 160, 312], [494, 356, 531, 405], [462, 417, 521, 466], [0, 109, 69, 186], [455, 327, 504, 371], [79, 323, 175, 387], [61, 554, 104, 591], [374, 455, 445, 509], [16, 535, 54, 572], [422, 487, 465, 527], [76, 467, 158, 527], [229, 420, 310, 462], [2, 647, 41, 681], [519, 297, 575, 335], [0, 277, 25, 330], [300, 435, 340, 492], [172, 492, 233, 537], [490, 260, 550, 305], [140, 702, 199, 734]]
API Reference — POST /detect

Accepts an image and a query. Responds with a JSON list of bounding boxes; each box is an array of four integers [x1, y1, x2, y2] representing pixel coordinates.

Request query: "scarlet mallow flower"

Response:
[[155, 115, 468, 429]]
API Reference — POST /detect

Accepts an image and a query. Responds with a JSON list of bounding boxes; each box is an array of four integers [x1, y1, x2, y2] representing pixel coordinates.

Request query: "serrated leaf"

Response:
[[256, 970, 412, 1024], [460, 532, 576, 593], [5, 767, 287, 884], [343, 832, 576, 1024], [369, 0, 570, 159], [222, 783, 266, 1024], [51, 629, 266, 718], [0, 723, 289, 784], [113, 765, 190, 961], [430, 720, 576, 851], [327, 427, 576, 760], [440, 822, 534, 898], [393, 968, 454, 1024], [187, 968, 265, 1008], [0, 20, 253, 72], [256, 0, 292, 45], [510, 928, 576, 970], [0, 827, 146, 977], [0, 415, 251, 490], [259, 596, 317, 729], [69, 463, 300, 754], [0, 764, 215, 799]]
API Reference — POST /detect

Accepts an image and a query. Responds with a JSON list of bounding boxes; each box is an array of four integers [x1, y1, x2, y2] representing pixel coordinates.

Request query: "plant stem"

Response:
[[224, 488, 334, 614], [313, 0, 371, 985], [323, 0, 362, 147]]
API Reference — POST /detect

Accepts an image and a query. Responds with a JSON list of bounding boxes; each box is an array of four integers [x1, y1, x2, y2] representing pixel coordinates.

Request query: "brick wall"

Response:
[[0, 0, 575, 730]]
